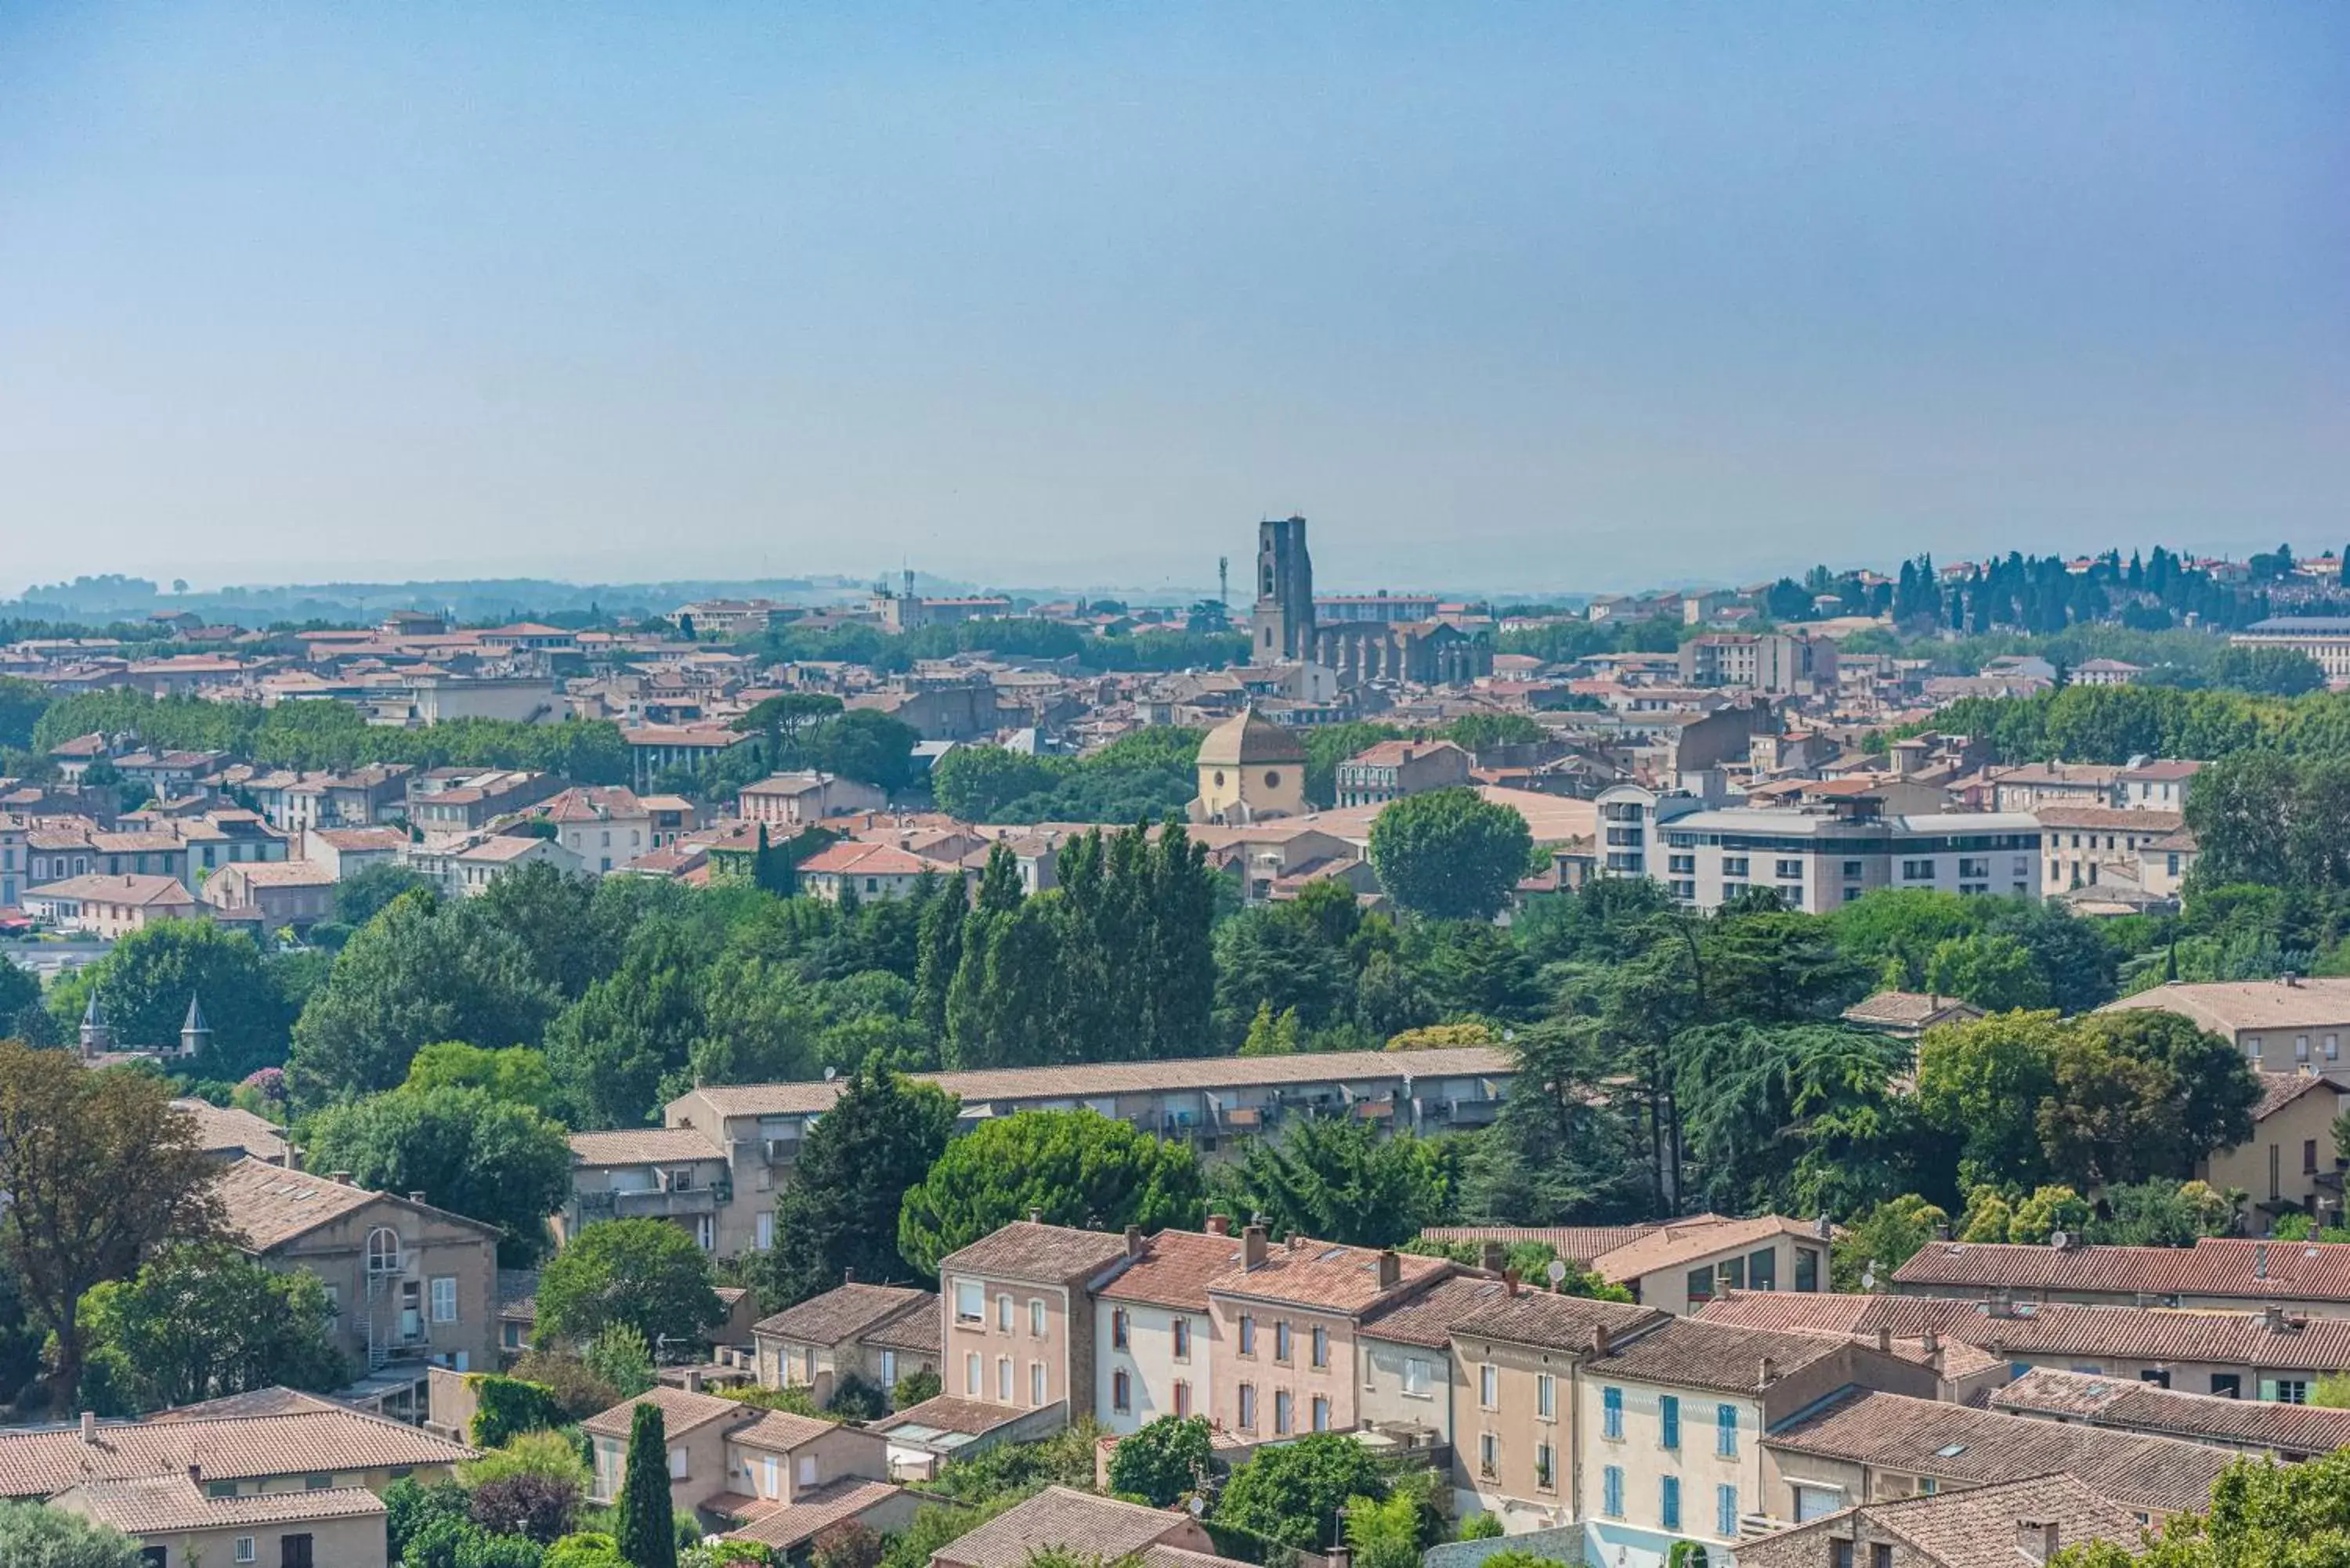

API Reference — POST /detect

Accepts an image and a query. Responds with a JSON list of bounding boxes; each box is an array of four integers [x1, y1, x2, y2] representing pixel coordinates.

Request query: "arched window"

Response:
[[366, 1227, 401, 1275]]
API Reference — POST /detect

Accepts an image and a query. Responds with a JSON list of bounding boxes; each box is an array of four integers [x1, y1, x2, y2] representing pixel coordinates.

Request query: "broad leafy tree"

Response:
[[0, 1042, 222, 1411], [1212, 1118, 1457, 1248], [0, 1501, 143, 1568], [289, 891, 559, 1104], [534, 1219, 723, 1352], [303, 1084, 573, 1263], [1366, 788, 1532, 921], [79, 1244, 345, 1414], [898, 1109, 1205, 1277], [1216, 1433, 1389, 1551], [46, 919, 294, 1079], [543, 919, 707, 1129], [1915, 1012, 2066, 1191], [1108, 1414, 1215, 1507]]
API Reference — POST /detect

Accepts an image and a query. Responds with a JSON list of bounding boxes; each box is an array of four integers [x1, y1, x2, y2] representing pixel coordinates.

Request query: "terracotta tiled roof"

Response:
[[568, 1127, 725, 1166], [2251, 1071, 2337, 1121], [2033, 806, 2184, 832], [797, 841, 940, 878], [1697, 1288, 2350, 1374], [169, 1100, 290, 1162], [1419, 1224, 1668, 1266], [1444, 1288, 1666, 1353], [933, 1486, 1195, 1568], [1892, 1236, 2350, 1302], [1358, 1274, 1513, 1348], [753, 1284, 936, 1347], [683, 1047, 1514, 1118], [214, 1157, 497, 1251], [580, 1386, 744, 1440], [55, 1475, 388, 1534], [1097, 1230, 1246, 1312], [1991, 1366, 2350, 1456], [2099, 977, 2350, 1035], [873, 1394, 1032, 1440], [1584, 1317, 1849, 1394], [863, 1303, 943, 1356], [27, 873, 194, 907], [1206, 1238, 1450, 1316], [725, 1407, 839, 1453], [1765, 1389, 2232, 1516], [1839, 991, 1986, 1030], [1738, 1473, 2141, 1568], [0, 1401, 473, 1498], [938, 1222, 1135, 1286], [1590, 1215, 1831, 1283], [725, 1478, 908, 1549]]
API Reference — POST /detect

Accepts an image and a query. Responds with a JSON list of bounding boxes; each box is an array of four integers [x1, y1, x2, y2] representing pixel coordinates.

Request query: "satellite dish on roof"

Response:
[[2048, 1230, 2070, 1250], [1546, 1260, 1568, 1285], [822, 1066, 837, 1082]]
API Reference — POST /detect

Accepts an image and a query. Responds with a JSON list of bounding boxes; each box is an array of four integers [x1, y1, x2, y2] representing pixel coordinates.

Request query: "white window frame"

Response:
[[429, 1276, 457, 1324], [956, 1281, 984, 1323]]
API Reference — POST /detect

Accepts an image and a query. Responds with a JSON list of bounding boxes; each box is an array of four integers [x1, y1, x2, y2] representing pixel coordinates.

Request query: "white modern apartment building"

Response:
[[1596, 786, 2041, 913]]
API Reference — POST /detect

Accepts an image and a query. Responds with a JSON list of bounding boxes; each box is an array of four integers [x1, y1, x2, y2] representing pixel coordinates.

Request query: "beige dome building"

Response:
[[1189, 707, 1308, 826]]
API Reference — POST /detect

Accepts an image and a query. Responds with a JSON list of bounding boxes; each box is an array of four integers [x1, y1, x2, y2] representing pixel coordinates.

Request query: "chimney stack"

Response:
[[329, 1171, 353, 1185], [1589, 1323, 1611, 1357], [1480, 1240, 1506, 1274], [1815, 1212, 1834, 1241], [1874, 1326, 1892, 1354], [1922, 1330, 1940, 1355], [2265, 1303, 2287, 1332], [843, 1267, 856, 1284], [1503, 1269, 1520, 1297], [1028, 1209, 1043, 1225], [1757, 1357, 1777, 1386], [1377, 1248, 1401, 1289], [80, 1411, 97, 1444], [186, 1464, 201, 1485], [2017, 1519, 2062, 1564], [407, 1191, 426, 1205], [1126, 1224, 1145, 1259], [1242, 1224, 1269, 1269], [1206, 1214, 1232, 1237]]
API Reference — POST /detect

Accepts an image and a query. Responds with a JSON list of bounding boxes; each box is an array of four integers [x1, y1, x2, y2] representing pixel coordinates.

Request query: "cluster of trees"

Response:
[[927, 828, 1217, 1071], [25, 688, 631, 782], [1892, 547, 2276, 635], [931, 728, 1203, 823], [1928, 682, 2350, 768]]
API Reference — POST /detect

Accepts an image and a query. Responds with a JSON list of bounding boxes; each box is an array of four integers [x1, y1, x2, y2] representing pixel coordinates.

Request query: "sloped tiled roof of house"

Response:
[[938, 1221, 1135, 1286], [567, 1127, 725, 1167], [1586, 1317, 1849, 1394], [28, 873, 194, 907], [725, 1407, 839, 1453], [1839, 991, 1986, 1031], [1991, 1366, 2350, 1455], [1737, 1472, 2141, 1568], [580, 1386, 745, 1440], [725, 1477, 908, 1550], [1097, 1230, 1246, 1312], [1766, 1389, 2232, 1516], [1892, 1236, 2350, 1302], [753, 1283, 936, 1347], [2252, 1070, 2338, 1120], [57, 1474, 387, 1534], [1697, 1288, 2350, 1373], [309, 827, 409, 853], [0, 1400, 474, 1498], [1419, 1223, 1669, 1265], [1206, 1237, 1450, 1317], [1444, 1288, 1665, 1352], [933, 1486, 1196, 1568], [215, 1157, 499, 1252], [1590, 1215, 1831, 1284], [2099, 977, 2350, 1035], [169, 1099, 291, 1162], [1357, 1274, 1515, 1348]]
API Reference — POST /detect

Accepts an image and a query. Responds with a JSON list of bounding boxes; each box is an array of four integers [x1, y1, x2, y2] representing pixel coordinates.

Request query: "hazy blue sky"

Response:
[[2, 4, 2344, 596]]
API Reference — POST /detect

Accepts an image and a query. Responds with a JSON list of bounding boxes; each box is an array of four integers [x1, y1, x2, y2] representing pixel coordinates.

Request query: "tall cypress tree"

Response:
[[618, 1400, 677, 1568]]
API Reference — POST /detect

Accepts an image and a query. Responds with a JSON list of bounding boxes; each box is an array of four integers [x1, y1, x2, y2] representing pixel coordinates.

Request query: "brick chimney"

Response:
[[1242, 1223, 1268, 1269], [842, 1266, 856, 1284], [1206, 1214, 1232, 1237], [1589, 1323, 1611, 1357], [1480, 1240, 1506, 1274], [1874, 1326, 1892, 1354], [80, 1411, 97, 1444], [1126, 1224, 1145, 1259], [1757, 1356, 1777, 1386], [407, 1190, 426, 1205], [1376, 1248, 1401, 1289], [2017, 1519, 2061, 1563], [1502, 1269, 1520, 1297]]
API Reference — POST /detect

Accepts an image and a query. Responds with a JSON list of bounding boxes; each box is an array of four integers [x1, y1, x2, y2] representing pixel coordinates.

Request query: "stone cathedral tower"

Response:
[[1250, 515, 1315, 663]]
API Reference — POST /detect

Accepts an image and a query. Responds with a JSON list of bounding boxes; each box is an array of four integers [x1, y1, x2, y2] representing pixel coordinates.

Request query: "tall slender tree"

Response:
[[617, 1401, 678, 1568]]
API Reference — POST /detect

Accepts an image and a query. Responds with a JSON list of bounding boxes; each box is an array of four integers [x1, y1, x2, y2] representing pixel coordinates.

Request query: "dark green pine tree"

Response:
[[910, 875, 965, 1042], [618, 1400, 678, 1568]]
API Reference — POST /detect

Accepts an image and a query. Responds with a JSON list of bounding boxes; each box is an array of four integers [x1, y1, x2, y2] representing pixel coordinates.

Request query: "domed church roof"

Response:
[[1196, 706, 1307, 768]]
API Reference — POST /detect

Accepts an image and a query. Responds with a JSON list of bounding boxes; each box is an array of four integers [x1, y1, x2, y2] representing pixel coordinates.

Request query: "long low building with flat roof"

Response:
[[572, 1047, 1516, 1258]]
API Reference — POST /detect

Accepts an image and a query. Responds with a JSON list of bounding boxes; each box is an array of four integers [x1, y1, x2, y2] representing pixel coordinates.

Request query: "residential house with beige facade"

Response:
[[216, 1159, 502, 1422], [581, 1386, 913, 1549], [24, 873, 200, 937], [940, 1221, 1135, 1417], [1427, 1213, 1835, 1314], [1206, 1228, 1453, 1444], [2204, 1071, 2346, 1224], [1737, 1472, 2143, 1568], [1358, 1272, 1521, 1460], [1891, 1235, 2350, 1317], [754, 1282, 942, 1407], [203, 859, 337, 932], [2102, 976, 2350, 1074], [739, 771, 889, 826], [560, 1128, 735, 1252], [50, 1474, 389, 1568]]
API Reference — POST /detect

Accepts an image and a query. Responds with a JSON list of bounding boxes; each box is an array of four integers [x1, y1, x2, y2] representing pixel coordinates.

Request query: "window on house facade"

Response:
[[996, 1295, 1012, 1331], [1660, 1394, 1680, 1449], [1274, 1322, 1292, 1363], [1660, 1476, 1682, 1530], [1173, 1318, 1191, 1360], [1274, 1390, 1292, 1434], [1535, 1372, 1554, 1419], [996, 1358, 1012, 1401], [1717, 1404, 1738, 1456], [1402, 1358, 1430, 1397], [1311, 1325, 1329, 1367], [1313, 1396, 1329, 1432], [1112, 1371, 1131, 1413], [1602, 1385, 1623, 1440], [1535, 1440, 1554, 1491], [429, 1277, 457, 1323], [668, 1446, 689, 1479], [956, 1283, 983, 1323], [1480, 1364, 1498, 1407], [1748, 1248, 1777, 1291], [1479, 1432, 1497, 1477], [1716, 1485, 1738, 1537], [1173, 1380, 1191, 1418], [1238, 1315, 1256, 1356], [1030, 1299, 1046, 1336], [1112, 1310, 1130, 1350], [1239, 1384, 1258, 1430], [966, 1353, 982, 1395], [1029, 1362, 1045, 1406], [1602, 1465, 1623, 1518]]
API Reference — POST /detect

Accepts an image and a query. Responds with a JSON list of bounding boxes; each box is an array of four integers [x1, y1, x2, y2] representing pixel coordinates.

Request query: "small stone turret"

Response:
[[78, 989, 110, 1059], [180, 995, 212, 1059]]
